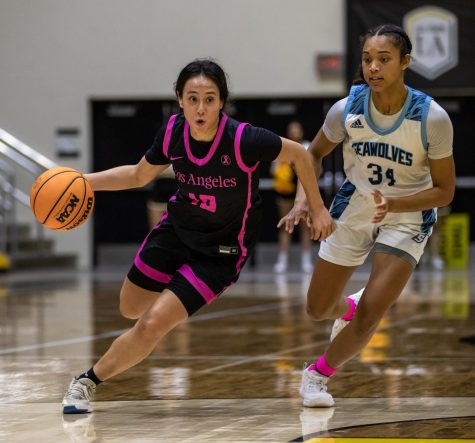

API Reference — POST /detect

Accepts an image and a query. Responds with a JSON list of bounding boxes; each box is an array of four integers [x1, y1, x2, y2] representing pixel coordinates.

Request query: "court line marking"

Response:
[[5, 353, 474, 362], [0, 299, 304, 355], [1, 354, 313, 361], [290, 416, 475, 443], [301, 437, 475, 443], [197, 313, 433, 374], [0, 298, 438, 361]]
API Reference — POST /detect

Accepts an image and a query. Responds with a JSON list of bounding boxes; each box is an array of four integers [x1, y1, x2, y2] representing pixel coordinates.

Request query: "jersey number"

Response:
[[188, 193, 217, 213], [367, 163, 396, 186]]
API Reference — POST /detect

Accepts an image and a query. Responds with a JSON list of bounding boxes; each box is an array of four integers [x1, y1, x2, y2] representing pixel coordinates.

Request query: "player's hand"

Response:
[[277, 203, 308, 234], [371, 190, 389, 223], [307, 206, 336, 241]]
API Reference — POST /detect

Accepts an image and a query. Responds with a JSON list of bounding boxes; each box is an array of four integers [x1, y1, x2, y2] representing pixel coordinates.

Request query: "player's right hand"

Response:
[[307, 206, 335, 241]]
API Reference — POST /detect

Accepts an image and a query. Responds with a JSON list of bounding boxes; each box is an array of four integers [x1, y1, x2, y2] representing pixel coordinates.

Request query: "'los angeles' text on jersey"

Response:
[[175, 172, 237, 190]]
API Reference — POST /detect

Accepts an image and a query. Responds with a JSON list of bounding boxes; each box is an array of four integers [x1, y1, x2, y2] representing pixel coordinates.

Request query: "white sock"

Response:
[[276, 252, 288, 265], [302, 250, 311, 264]]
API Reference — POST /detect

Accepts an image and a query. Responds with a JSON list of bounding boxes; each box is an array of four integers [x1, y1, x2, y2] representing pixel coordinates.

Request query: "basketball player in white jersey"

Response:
[[279, 24, 455, 407]]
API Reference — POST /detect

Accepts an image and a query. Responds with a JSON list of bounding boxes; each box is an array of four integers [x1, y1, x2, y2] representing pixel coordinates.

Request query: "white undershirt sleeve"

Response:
[[427, 100, 453, 159], [322, 98, 348, 144]]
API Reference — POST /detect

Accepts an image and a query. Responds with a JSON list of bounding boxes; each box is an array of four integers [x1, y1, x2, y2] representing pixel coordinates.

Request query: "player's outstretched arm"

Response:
[[276, 128, 338, 240], [84, 156, 170, 191], [275, 137, 335, 241]]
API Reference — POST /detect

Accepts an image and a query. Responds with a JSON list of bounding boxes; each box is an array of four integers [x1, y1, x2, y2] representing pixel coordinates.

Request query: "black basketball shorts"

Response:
[[127, 217, 248, 316]]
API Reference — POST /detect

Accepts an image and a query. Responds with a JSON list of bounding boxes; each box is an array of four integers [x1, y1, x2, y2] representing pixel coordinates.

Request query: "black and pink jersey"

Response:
[[145, 112, 282, 259]]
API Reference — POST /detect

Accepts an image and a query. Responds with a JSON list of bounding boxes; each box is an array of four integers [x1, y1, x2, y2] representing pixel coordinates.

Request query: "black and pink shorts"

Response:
[[127, 217, 247, 316]]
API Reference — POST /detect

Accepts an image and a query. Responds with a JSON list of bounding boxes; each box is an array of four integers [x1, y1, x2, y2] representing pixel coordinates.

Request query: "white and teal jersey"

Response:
[[340, 84, 436, 197], [319, 84, 453, 265]]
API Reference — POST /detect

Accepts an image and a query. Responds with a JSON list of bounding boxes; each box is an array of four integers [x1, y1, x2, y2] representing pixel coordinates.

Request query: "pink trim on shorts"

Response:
[[316, 353, 336, 377], [183, 114, 228, 166], [134, 257, 173, 284], [178, 264, 217, 304], [137, 213, 168, 255], [163, 114, 177, 158], [134, 213, 173, 284]]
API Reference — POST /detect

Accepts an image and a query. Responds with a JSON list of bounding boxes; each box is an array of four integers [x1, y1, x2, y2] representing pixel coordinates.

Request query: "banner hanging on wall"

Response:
[[345, 0, 475, 92]]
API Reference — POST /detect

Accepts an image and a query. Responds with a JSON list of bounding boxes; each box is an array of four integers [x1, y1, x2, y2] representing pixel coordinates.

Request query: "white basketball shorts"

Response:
[[319, 182, 436, 267]]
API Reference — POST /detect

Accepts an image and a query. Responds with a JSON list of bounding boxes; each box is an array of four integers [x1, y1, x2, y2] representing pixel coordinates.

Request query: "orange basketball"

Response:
[[30, 167, 95, 231]]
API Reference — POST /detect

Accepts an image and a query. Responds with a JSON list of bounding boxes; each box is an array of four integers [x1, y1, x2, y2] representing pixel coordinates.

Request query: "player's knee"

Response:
[[306, 302, 333, 321], [134, 316, 162, 343]]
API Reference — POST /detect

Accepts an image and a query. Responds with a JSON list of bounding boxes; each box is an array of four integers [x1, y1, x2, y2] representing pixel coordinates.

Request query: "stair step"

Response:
[[11, 252, 77, 270], [7, 223, 32, 238], [7, 238, 54, 253]]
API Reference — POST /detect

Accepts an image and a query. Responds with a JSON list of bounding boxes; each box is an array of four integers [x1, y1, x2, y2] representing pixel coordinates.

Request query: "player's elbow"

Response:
[[439, 185, 455, 207], [441, 193, 454, 207], [133, 168, 153, 189]]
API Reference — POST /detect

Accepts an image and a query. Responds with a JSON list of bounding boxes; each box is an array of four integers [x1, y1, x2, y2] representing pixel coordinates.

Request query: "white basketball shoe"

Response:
[[299, 365, 334, 407], [273, 253, 288, 273], [62, 377, 96, 414], [330, 288, 364, 341]]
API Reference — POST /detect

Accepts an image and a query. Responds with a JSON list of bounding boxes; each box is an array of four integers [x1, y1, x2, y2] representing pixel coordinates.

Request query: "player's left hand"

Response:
[[371, 190, 389, 223]]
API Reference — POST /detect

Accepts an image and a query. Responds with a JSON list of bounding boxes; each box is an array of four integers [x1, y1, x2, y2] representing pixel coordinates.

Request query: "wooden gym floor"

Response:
[[0, 252, 474, 442]]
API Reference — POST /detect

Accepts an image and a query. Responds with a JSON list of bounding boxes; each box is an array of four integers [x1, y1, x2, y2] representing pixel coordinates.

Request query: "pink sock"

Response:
[[308, 354, 336, 377], [307, 363, 317, 372], [341, 296, 356, 321], [315, 354, 336, 377]]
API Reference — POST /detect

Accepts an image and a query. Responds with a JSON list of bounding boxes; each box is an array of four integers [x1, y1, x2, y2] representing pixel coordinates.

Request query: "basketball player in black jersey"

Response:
[[62, 58, 335, 414]]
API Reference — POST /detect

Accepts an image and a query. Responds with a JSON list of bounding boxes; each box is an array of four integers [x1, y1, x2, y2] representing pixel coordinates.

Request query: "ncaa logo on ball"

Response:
[[55, 193, 80, 223], [65, 197, 94, 230]]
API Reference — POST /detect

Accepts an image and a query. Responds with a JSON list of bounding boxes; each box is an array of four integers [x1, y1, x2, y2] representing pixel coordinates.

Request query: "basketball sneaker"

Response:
[[330, 288, 364, 341], [431, 256, 444, 270], [300, 365, 334, 407], [62, 377, 96, 414]]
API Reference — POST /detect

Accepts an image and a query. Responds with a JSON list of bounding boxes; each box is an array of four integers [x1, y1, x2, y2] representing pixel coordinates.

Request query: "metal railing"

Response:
[[0, 128, 58, 260]]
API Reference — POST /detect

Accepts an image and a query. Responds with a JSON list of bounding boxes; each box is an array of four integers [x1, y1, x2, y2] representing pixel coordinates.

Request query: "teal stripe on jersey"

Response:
[[329, 180, 356, 220]]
